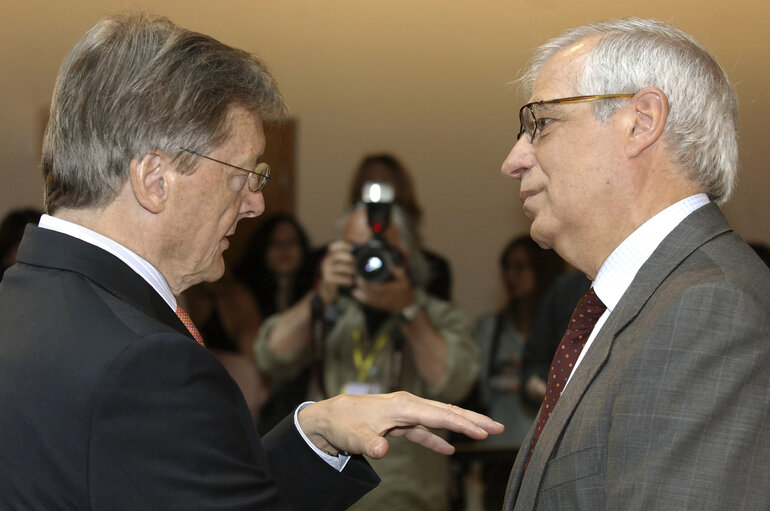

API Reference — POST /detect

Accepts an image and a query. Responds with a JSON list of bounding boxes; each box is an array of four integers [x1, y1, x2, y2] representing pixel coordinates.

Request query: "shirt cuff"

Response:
[[294, 401, 351, 472]]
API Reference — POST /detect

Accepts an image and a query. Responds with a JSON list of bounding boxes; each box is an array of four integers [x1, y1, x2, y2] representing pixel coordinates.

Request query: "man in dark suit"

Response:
[[0, 13, 502, 510], [500, 18, 770, 510]]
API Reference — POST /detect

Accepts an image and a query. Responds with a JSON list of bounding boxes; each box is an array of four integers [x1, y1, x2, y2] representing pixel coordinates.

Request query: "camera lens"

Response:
[[353, 242, 395, 282]]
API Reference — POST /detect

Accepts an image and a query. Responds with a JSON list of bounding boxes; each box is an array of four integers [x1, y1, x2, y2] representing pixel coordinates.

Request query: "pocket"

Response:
[[540, 444, 603, 491]]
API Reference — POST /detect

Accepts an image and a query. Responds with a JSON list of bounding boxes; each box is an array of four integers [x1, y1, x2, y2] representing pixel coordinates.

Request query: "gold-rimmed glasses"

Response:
[[517, 94, 634, 141], [180, 147, 271, 192]]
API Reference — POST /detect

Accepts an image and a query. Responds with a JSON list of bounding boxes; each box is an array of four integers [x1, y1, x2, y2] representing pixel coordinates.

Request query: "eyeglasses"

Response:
[[180, 147, 271, 192], [517, 94, 634, 141]]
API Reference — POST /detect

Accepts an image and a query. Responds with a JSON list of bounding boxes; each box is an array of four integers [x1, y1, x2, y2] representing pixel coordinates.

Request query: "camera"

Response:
[[352, 182, 403, 282]]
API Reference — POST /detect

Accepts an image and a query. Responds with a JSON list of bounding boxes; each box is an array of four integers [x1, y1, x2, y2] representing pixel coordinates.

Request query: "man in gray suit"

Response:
[[501, 18, 770, 510]]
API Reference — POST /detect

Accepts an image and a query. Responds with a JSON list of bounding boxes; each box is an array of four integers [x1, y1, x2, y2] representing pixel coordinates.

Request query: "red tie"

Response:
[[175, 305, 205, 346], [526, 287, 606, 466]]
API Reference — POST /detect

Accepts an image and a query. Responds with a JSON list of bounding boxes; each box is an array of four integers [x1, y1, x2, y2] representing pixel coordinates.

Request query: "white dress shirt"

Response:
[[38, 214, 349, 471], [566, 193, 710, 386]]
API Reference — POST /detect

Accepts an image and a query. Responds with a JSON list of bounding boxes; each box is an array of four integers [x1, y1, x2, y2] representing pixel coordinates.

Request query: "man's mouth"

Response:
[[520, 189, 538, 204]]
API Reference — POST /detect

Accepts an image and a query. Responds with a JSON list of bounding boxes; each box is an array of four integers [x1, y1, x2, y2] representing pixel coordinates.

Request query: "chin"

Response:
[[529, 223, 554, 250], [200, 259, 227, 284]]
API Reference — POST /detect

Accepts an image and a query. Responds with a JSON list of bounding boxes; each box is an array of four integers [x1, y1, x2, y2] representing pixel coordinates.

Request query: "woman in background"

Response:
[[472, 235, 563, 510], [236, 214, 316, 321], [236, 214, 316, 433]]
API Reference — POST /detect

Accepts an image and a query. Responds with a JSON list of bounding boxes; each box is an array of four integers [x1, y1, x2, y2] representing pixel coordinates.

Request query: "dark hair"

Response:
[[0, 208, 42, 279], [749, 242, 770, 269], [234, 214, 314, 318], [347, 153, 423, 225]]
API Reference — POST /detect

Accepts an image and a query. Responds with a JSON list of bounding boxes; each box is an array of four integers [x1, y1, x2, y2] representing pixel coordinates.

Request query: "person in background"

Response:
[[0, 13, 502, 510], [347, 153, 453, 300], [236, 213, 316, 325], [0, 208, 41, 281], [472, 235, 563, 510], [256, 202, 480, 511], [519, 270, 591, 409], [236, 213, 317, 433]]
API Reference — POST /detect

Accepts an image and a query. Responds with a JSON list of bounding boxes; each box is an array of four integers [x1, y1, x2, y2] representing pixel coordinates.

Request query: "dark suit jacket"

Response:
[[0, 225, 378, 510], [504, 203, 770, 510]]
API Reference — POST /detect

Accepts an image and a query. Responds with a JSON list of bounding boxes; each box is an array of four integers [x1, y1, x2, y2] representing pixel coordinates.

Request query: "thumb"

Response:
[[367, 436, 390, 459]]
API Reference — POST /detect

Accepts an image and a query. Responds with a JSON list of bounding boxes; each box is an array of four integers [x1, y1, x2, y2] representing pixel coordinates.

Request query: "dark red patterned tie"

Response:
[[526, 287, 606, 465], [175, 305, 205, 346]]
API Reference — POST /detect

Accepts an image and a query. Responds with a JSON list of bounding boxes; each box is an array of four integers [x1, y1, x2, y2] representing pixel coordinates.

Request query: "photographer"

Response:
[[254, 196, 479, 511]]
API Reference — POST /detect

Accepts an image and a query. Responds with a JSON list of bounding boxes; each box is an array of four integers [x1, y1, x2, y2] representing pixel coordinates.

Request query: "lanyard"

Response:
[[352, 329, 390, 382]]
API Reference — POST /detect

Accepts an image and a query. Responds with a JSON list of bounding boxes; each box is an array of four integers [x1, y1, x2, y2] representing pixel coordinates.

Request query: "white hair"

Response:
[[520, 18, 738, 204]]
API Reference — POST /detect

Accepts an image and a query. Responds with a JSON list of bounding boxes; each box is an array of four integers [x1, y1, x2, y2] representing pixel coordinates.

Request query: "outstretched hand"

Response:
[[297, 391, 504, 459]]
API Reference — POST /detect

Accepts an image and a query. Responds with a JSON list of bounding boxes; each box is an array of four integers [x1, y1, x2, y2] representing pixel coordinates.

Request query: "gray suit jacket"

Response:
[[504, 203, 770, 510]]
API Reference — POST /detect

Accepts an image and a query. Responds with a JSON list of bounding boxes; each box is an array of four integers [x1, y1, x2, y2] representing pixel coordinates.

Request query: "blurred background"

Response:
[[2, 0, 768, 319]]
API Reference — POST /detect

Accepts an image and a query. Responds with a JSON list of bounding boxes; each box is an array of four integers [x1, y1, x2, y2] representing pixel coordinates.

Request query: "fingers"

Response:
[[352, 268, 414, 312], [298, 392, 504, 462], [319, 242, 355, 302], [387, 425, 456, 456], [385, 392, 504, 439]]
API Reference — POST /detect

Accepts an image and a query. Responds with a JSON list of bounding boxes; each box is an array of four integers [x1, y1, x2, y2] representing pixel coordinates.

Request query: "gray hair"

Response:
[[42, 13, 287, 213], [338, 203, 430, 288], [519, 18, 738, 204]]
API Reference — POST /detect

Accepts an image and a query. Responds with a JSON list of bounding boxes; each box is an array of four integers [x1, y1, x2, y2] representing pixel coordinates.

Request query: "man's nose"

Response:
[[240, 189, 265, 219], [501, 136, 534, 180]]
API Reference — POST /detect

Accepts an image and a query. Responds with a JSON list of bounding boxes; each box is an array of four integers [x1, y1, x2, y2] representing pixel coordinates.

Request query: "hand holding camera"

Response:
[[317, 240, 356, 305], [318, 181, 416, 313]]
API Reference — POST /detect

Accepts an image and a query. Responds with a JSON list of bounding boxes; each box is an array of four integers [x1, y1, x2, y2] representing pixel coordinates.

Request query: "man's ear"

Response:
[[129, 152, 169, 214], [626, 87, 669, 158]]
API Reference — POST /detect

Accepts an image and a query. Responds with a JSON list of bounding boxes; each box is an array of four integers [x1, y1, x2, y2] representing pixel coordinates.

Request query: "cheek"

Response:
[[266, 247, 281, 270], [284, 247, 302, 267], [521, 271, 536, 295]]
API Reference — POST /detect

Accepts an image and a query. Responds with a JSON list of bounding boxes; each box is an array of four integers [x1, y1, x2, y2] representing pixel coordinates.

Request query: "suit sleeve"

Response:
[[603, 280, 770, 510], [88, 335, 376, 510], [263, 415, 379, 511]]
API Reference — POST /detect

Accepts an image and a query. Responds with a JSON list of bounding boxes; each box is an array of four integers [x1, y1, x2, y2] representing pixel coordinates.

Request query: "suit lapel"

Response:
[[506, 203, 731, 510], [16, 225, 190, 339]]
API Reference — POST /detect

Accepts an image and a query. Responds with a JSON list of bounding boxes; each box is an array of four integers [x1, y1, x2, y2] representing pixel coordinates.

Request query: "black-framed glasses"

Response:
[[180, 147, 271, 192], [517, 94, 634, 141]]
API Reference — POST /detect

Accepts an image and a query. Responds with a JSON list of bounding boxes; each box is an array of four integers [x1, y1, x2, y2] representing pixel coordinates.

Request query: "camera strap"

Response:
[[309, 293, 330, 399], [388, 328, 406, 392], [352, 329, 390, 382], [310, 295, 407, 397]]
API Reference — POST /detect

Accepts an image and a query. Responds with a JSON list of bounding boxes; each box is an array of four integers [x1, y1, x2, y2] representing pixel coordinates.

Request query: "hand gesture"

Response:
[[298, 391, 504, 458]]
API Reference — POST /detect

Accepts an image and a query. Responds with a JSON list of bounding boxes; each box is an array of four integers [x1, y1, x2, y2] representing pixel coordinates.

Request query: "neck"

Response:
[[568, 161, 703, 279], [54, 193, 171, 286]]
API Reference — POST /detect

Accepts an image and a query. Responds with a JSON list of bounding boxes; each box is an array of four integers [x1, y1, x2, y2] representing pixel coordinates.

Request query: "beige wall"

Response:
[[1, 0, 768, 319]]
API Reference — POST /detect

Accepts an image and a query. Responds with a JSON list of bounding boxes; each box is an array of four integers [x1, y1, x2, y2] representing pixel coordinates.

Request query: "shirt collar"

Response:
[[593, 193, 710, 311], [38, 214, 177, 310]]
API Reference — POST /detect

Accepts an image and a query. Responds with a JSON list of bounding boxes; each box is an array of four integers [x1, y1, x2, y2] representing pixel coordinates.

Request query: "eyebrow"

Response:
[[534, 103, 560, 115], [241, 153, 263, 170]]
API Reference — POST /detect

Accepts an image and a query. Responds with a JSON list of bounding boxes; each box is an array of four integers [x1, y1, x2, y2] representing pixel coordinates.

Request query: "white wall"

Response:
[[1, 0, 768, 320]]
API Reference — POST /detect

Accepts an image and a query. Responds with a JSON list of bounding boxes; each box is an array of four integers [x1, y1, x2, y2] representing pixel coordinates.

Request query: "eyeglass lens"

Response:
[[518, 106, 536, 140], [248, 162, 270, 192]]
